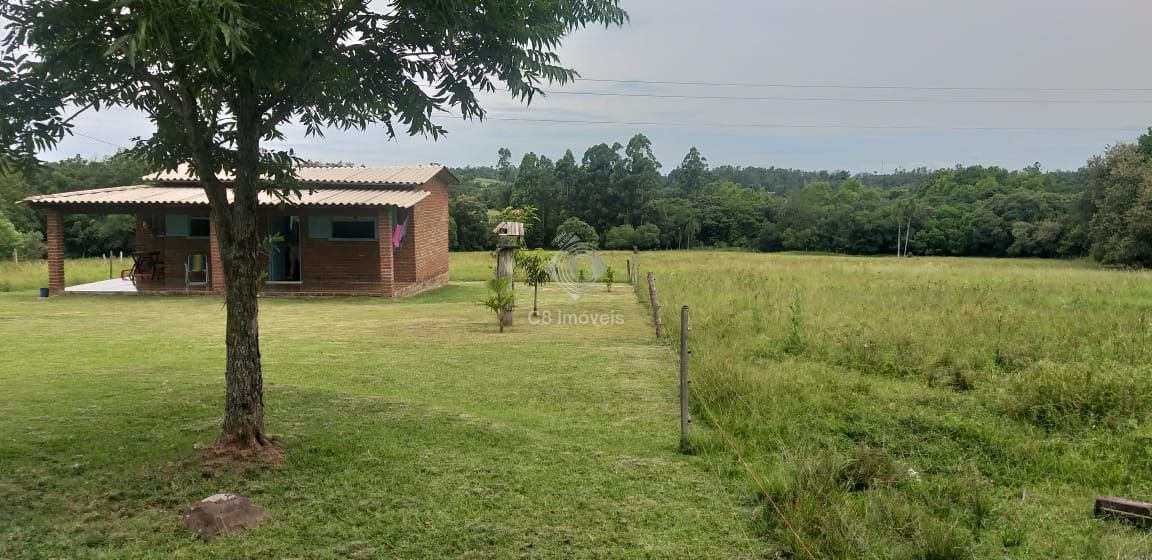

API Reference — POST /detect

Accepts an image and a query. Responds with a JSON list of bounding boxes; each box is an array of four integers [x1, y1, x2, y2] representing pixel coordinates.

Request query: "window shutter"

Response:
[[308, 215, 331, 239], [165, 214, 189, 237]]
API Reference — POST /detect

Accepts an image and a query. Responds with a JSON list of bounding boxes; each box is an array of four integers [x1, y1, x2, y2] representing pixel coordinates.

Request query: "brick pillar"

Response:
[[209, 219, 225, 294], [378, 208, 394, 297], [46, 208, 65, 295]]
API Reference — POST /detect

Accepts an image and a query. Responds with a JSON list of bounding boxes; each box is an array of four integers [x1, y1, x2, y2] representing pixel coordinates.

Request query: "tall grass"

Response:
[[646, 252, 1152, 558], [0, 258, 121, 292]]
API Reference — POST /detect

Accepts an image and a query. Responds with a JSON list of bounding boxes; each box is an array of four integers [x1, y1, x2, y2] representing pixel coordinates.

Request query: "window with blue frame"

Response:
[[306, 215, 379, 241]]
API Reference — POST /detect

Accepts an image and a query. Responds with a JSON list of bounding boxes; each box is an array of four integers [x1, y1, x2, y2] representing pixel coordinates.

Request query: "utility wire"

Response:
[[475, 116, 1143, 132], [546, 90, 1152, 104], [578, 77, 1152, 93], [73, 132, 128, 150]]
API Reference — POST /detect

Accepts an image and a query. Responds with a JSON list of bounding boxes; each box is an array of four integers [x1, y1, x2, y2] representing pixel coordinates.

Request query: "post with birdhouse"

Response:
[[492, 221, 524, 328]]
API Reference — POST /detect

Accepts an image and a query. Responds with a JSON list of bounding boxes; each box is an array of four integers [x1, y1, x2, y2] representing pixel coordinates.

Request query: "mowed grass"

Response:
[[0, 256, 759, 558], [644, 252, 1152, 558]]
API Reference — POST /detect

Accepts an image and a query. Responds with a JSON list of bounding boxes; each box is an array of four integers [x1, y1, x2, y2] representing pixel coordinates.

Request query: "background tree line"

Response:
[[448, 131, 1152, 266], [0, 153, 146, 259], [3, 130, 1152, 267]]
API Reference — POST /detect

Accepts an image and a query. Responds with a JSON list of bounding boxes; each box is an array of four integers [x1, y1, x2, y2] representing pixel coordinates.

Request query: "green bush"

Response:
[[553, 217, 598, 248], [603, 223, 661, 250]]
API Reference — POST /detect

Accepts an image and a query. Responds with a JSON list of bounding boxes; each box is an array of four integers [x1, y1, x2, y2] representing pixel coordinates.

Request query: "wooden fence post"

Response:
[[679, 305, 690, 448], [496, 246, 515, 328], [634, 266, 644, 303], [626, 259, 631, 284], [647, 272, 665, 338]]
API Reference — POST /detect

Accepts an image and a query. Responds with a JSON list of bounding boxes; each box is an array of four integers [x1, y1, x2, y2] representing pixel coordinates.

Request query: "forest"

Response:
[[2, 131, 1151, 266]]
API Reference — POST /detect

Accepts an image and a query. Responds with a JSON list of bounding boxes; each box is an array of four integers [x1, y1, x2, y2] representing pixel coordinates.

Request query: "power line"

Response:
[[546, 90, 1152, 104], [73, 132, 128, 150], [578, 77, 1152, 93], [476, 116, 1143, 132]]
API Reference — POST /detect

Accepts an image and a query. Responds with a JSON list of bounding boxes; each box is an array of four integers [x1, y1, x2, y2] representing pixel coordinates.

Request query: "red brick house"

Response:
[[23, 165, 457, 296]]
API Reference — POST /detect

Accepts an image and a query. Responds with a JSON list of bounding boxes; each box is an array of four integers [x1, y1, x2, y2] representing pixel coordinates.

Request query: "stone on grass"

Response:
[[181, 493, 270, 538]]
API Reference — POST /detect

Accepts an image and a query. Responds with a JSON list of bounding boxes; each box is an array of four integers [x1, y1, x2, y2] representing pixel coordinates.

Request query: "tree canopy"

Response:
[[0, 0, 627, 451], [449, 137, 1103, 259]]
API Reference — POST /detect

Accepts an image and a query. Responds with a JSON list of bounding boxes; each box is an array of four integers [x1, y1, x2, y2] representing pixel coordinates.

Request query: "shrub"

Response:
[[633, 223, 661, 249], [603, 225, 636, 250], [603, 223, 661, 250], [553, 217, 598, 248]]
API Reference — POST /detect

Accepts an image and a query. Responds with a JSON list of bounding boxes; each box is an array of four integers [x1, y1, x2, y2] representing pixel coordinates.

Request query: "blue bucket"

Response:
[[39, 288, 49, 298]]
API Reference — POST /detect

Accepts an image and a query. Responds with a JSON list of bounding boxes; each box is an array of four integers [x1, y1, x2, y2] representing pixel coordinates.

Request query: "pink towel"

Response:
[[392, 218, 408, 249]]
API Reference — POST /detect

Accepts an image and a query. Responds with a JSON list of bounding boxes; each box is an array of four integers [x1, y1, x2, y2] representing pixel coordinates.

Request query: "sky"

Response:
[[42, 0, 1152, 173]]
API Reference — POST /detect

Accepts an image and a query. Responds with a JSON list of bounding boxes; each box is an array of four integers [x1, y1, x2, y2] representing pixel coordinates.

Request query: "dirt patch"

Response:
[[195, 438, 285, 478]]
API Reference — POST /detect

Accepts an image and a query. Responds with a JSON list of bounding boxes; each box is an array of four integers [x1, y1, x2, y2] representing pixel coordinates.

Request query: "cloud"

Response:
[[42, 0, 1152, 172]]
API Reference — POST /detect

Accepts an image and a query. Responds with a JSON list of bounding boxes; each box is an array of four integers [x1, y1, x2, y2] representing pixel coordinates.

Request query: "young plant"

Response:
[[602, 266, 615, 291], [783, 290, 805, 355], [515, 248, 551, 317], [577, 260, 591, 282], [480, 278, 516, 333]]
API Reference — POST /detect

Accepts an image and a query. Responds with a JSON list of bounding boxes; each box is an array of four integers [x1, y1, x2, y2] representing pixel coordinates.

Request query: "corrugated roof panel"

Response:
[[23, 185, 430, 208], [145, 164, 455, 186]]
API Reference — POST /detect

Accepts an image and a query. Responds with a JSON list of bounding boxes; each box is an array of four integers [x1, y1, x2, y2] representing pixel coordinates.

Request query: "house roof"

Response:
[[23, 184, 430, 208], [145, 164, 459, 186], [493, 221, 525, 236]]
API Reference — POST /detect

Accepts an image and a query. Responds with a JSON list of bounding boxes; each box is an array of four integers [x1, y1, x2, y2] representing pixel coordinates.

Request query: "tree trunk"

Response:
[[216, 213, 267, 448], [213, 87, 269, 450], [532, 283, 539, 317]]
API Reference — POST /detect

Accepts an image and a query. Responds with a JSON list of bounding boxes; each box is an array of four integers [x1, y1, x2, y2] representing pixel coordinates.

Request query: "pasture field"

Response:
[[0, 257, 120, 292], [644, 252, 1152, 558], [5, 251, 1152, 558], [0, 255, 757, 559]]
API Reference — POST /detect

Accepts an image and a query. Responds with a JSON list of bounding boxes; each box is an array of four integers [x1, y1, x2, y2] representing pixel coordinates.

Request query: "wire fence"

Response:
[[631, 267, 817, 559]]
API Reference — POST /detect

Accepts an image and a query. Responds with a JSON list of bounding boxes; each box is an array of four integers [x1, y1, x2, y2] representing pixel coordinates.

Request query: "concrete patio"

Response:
[[64, 278, 138, 294]]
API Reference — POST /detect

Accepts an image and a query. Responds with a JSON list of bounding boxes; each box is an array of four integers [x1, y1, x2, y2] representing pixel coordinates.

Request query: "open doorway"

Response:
[[268, 216, 301, 282]]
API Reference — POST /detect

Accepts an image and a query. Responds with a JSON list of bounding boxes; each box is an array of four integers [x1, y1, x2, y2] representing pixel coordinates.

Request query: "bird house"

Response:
[[493, 221, 524, 249]]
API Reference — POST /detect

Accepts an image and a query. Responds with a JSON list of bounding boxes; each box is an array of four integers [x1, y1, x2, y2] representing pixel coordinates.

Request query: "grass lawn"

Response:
[[0, 257, 758, 558]]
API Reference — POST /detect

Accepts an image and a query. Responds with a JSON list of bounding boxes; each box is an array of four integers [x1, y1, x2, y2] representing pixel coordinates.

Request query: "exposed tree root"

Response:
[[197, 426, 284, 476]]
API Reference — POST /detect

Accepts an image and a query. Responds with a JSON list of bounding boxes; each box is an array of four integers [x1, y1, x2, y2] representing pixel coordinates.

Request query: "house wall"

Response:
[[412, 178, 451, 287], [131, 203, 438, 295], [293, 207, 382, 287], [135, 210, 212, 281]]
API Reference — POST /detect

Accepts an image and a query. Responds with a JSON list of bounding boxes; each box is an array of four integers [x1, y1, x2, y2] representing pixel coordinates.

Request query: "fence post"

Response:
[[634, 265, 644, 303], [626, 259, 631, 284], [647, 272, 665, 338], [679, 305, 690, 448], [108, 254, 113, 279]]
